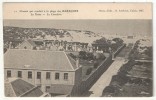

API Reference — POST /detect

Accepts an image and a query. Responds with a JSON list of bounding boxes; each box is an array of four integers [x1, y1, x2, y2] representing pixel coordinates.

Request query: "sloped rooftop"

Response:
[[4, 49, 77, 71], [5, 78, 43, 97]]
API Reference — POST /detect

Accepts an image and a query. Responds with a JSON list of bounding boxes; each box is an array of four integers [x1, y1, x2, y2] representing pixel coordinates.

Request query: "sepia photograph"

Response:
[[3, 3, 153, 97]]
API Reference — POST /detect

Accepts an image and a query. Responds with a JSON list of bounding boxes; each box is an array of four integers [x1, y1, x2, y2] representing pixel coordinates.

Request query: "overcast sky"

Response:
[[4, 19, 152, 36]]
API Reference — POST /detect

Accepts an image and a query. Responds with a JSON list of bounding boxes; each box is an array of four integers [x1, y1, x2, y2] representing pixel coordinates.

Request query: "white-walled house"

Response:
[[4, 49, 82, 96]]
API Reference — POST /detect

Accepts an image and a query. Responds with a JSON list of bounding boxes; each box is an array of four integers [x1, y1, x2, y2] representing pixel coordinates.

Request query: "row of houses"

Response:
[[6, 39, 89, 52], [5, 39, 115, 53]]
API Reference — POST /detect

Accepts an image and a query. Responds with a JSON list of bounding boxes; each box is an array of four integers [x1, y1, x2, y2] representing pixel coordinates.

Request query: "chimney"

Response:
[[76, 57, 79, 68]]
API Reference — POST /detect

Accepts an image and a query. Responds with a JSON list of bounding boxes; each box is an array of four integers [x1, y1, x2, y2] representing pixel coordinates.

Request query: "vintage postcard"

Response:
[[3, 3, 153, 97]]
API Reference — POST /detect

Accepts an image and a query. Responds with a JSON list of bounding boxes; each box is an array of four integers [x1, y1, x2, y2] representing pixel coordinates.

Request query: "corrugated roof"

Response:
[[4, 49, 77, 71], [11, 79, 34, 96], [21, 87, 43, 97], [5, 78, 43, 97]]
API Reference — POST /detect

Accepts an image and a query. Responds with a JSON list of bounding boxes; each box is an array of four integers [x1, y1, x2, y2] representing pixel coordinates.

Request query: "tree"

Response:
[[103, 86, 115, 93], [94, 61, 99, 68], [86, 68, 93, 75], [86, 52, 94, 60], [144, 47, 152, 57], [111, 43, 118, 52], [79, 51, 87, 59], [109, 38, 121, 52], [96, 53, 106, 60], [112, 38, 123, 44], [4, 48, 7, 53], [94, 37, 107, 44]]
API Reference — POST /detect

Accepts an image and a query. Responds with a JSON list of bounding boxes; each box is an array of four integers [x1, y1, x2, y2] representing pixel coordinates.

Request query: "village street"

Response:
[[87, 43, 133, 97], [88, 59, 125, 97]]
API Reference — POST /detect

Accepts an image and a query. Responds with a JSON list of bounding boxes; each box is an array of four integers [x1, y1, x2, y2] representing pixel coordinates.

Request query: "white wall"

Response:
[[4, 68, 77, 92]]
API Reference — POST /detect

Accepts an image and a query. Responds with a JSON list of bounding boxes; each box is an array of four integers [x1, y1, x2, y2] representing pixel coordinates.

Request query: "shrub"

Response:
[[94, 53, 106, 60], [112, 74, 130, 86], [86, 52, 94, 60], [132, 78, 142, 85], [103, 86, 115, 93], [143, 78, 152, 86], [94, 62, 99, 69], [79, 51, 86, 59], [86, 68, 93, 75]]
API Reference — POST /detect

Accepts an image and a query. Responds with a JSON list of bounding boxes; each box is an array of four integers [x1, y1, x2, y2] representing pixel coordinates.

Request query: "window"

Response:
[[45, 86, 50, 92], [37, 72, 41, 79], [55, 73, 59, 80], [64, 73, 68, 80], [7, 70, 11, 78], [28, 71, 32, 79], [46, 72, 50, 79], [18, 71, 22, 78], [24, 46, 27, 49]]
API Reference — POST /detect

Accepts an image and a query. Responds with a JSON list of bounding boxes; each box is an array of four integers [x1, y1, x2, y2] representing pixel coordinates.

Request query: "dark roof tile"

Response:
[[11, 79, 34, 96], [21, 87, 43, 97]]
